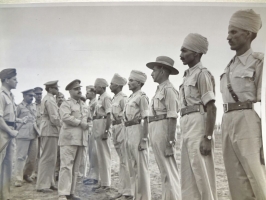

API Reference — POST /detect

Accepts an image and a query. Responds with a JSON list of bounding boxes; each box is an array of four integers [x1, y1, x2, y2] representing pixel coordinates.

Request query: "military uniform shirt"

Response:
[[35, 102, 42, 128], [149, 80, 179, 118], [0, 86, 16, 122], [94, 92, 112, 117], [220, 48, 263, 103], [111, 91, 127, 121], [179, 62, 215, 108]]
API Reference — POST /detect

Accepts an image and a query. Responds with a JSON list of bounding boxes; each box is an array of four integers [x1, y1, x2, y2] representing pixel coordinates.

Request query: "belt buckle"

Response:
[[223, 103, 228, 113]]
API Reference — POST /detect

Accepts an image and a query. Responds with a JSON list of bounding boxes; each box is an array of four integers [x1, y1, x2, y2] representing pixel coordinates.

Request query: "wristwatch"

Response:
[[204, 135, 212, 141]]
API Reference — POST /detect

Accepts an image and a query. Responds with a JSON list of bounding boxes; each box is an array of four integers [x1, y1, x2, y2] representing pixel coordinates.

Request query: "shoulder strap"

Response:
[[226, 60, 239, 102]]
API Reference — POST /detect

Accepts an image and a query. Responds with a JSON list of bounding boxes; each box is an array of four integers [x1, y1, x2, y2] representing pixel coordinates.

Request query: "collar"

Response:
[[131, 89, 142, 98], [184, 62, 202, 77], [69, 97, 80, 104], [114, 91, 123, 98], [158, 79, 170, 91], [22, 100, 33, 107], [235, 48, 253, 66], [1, 86, 12, 98], [99, 91, 107, 99]]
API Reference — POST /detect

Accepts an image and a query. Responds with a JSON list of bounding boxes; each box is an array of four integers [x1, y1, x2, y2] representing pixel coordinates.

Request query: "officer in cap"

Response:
[[220, 9, 266, 199], [0, 68, 26, 200], [123, 70, 151, 200], [58, 80, 90, 200], [36, 80, 61, 193], [14, 89, 39, 187], [109, 73, 132, 199], [146, 56, 181, 200]]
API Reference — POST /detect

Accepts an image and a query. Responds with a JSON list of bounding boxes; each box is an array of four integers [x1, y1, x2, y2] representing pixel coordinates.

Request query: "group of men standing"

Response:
[[0, 8, 265, 200]]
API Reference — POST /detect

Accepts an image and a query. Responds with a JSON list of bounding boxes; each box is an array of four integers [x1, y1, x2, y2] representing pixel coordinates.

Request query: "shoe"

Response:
[[92, 184, 101, 191], [50, 185, 58, 190], [83, 179, 98, 185], [30, 173, 37, 180], [66, 194, 81, 200], [124, 195, 133, 199], [94, 186, 110, 193], [58, 195, 67, 200], [23, 175, 33, 183], [37, 188, 53, 193], [109, 193, 122, 200], [14, 180, 22, 187]]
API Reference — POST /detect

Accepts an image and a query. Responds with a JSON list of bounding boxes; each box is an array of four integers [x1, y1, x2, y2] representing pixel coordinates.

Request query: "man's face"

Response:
[[227, 25, 249, 51], [50, 87, 59, 95], [86, 90, 96, 100], [180, 47, 196, 66], [34, 92, 42, 102], [56, 94, 65, 105], [128, 79, 140, 91], [110, 82, 119, 93], [24, 93, 34, 104], [94, 86, 102, 94], [151, 66, 162, 83], [6, 76, 18, 89], [70, 87, 82, 99]]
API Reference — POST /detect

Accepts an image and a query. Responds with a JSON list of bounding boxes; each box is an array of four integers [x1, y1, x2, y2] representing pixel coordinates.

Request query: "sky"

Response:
[[0, 2, 266, 123]]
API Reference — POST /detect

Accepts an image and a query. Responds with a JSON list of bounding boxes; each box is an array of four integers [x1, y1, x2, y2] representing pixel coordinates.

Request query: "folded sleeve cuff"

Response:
[[105, 108, 111, 114], [201, 91, 215, 106], [141, 110, 149, 118]]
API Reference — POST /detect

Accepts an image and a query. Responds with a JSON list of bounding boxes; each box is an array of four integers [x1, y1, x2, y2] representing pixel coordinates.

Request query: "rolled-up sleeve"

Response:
[[103, 96, 112, 114], [0, 94, 4, 117], [165, 88, 179, 118], [255, 59, 263, 102], [60, 101, 81, 126], [139, 95, 149, 118], [198, 71, 215, 106]]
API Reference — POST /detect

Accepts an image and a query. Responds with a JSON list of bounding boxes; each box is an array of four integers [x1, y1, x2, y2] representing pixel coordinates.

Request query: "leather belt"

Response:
[[124, 119, 141, 127], [112, 119, 122, 126], [5, 121, 16, 128], [93, 116, 107, 120], [180, 105, 202, 117], [148, 114, 167, 123], [223, 102, 253, 113]]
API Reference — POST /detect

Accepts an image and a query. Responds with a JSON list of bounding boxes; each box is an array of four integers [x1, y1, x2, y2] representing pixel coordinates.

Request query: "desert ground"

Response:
[[10, 130, 230, 200]]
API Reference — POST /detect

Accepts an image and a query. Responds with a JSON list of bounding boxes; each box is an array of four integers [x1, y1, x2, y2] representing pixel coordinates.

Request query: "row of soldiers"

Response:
[[0, 8, 266, 200]]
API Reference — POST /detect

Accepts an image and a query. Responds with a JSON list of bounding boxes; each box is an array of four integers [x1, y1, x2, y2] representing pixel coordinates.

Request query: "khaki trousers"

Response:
[[15, 138, 37, 181], [180, 112, 217, 200], [36, 136, 58, 189], [112, 124, 131, 196], [125, 124, 151, 200], [0, 139, 15, 200], [58, 145, 83, 195], [149, 119, 181, 200], [222, 109, 266, 200]]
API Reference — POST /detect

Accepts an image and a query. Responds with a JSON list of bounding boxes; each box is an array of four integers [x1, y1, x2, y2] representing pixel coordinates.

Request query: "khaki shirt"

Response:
[[94, 92, 112, 117], [111, 91, 127, 122], [124, 90, 149, 121], [40, 93, 61, 137], [220, 49, 263, 103], [0, 86, 16, 148], [179, 62, 215, 108], [35, 102, 42, 128], [59, 98, 88, 146], [16, 101, 37, 140], [149, 80, 179, 118], [88, 98, 97, 121]]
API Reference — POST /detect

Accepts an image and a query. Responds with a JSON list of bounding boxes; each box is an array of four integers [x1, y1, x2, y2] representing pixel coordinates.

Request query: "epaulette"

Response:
[[252, 52, 264, 61]]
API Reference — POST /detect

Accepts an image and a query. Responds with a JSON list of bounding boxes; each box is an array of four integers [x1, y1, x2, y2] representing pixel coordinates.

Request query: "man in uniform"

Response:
[[124, 70, 151, 200], [29, 87, 43, 180], [220, 9, 266, 199], [58, 80, 90, 200], [83, 85, 99, 185], [14, 89, 39, 187], [146, 56, 181, 200], [179, 33, 217, 200], [109, 73, 132, 199], [92, 78, 112, 192], [36, 80, 61, 193], [56, 92, 65, 108], [0, 69, 24, 200]]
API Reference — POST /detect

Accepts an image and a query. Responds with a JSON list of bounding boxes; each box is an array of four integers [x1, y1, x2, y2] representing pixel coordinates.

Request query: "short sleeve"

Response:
[[164, 87, 179, 118], [198, 71, 215, 106], [139, 95, 149, 118]]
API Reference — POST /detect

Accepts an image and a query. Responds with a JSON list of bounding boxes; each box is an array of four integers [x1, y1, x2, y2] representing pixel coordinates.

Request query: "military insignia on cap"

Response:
[[44, 80, 59, 87], [65, 79, 82, 90]]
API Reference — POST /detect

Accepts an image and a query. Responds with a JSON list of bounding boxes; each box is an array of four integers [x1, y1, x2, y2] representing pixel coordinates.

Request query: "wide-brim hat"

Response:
[[146, 56, 179, 75]]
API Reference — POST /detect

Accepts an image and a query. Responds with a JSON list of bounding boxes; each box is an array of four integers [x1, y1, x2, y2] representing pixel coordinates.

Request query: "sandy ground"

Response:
[[10, 131, 229, 200]]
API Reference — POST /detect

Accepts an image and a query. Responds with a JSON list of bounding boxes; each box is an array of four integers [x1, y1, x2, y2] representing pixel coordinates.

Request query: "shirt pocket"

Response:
[[184, 78, 198, 98], [3, 95, 13, 117], [125, 101, 138, 120], [153, 93, 165, 111], [112, 103, 121, 117], [232, 68, 255, 92]]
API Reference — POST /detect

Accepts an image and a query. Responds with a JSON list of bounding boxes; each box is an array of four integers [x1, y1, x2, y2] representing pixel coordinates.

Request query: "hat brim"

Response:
[[146, 62, 179, 75]]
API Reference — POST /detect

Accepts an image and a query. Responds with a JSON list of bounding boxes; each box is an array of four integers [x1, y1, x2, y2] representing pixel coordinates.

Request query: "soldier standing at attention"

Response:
[[220, 9, 266, 199], [36, 80, 61, 193], [179, 33, 218, 200], [146, 56, 181, 200], [83, 85, 99, 186], [14, 89, 39, 187], [92, 78, 112, 193], [58, 80, 90, 200], [124, 70, 151, 200], [109, 73, 132, 200], [0, 69, 26, 200]]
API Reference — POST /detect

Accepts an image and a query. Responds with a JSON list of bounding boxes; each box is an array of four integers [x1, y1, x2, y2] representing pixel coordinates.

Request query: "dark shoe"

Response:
[[37, 188, 53, 193], [50, 185, 58, 191], [66, 194, 81, 200], [124, 195, 133, 199], [83, 179, 98, 185], [58, 195, 67, 200], [23, 175, 33, 183], [92, 184, 101, 191], [109, 193, 122, 200], [14, 180, 22, 187]]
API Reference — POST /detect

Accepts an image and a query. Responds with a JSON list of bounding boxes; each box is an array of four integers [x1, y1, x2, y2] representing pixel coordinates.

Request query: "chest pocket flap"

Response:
[[234, 68, 255, 79], [184, 77, 197, 87]]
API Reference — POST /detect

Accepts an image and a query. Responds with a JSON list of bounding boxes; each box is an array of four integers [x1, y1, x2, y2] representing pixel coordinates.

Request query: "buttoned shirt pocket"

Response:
[[153, 93, 165, 111], [112, 103, 121, 120], [232, 68, 255, 92], [125, 101, 138, 121], [184, 78, 198, 98]]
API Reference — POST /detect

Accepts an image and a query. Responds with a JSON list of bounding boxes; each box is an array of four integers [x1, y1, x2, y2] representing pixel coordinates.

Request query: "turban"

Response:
[[0, 68, 17, 80], [229, 9, 262, 33], [182, 33, 208, 54], [129, 70, 147, 83], [65, 79, 82, 90], [86, 85, 95, 91], [94, 78, 109, 87], [111, 73, 127, 86]]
